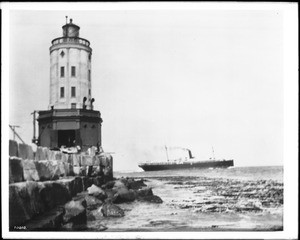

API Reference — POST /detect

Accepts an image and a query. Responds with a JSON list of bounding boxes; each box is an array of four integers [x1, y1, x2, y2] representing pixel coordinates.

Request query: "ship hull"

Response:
[[138, 160, 234, 171]]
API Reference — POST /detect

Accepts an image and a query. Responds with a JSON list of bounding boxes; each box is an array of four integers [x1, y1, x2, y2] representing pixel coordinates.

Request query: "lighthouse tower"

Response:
[[49, 18, 93, 110], [36, 18, 102, 150]]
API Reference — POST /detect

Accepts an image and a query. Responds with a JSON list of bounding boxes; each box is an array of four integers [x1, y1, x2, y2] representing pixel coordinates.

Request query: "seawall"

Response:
[[8, 140, 113, 229]]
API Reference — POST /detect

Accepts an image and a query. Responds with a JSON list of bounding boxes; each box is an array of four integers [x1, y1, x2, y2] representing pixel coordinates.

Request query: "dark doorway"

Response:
[[58, 130, 76, 147]]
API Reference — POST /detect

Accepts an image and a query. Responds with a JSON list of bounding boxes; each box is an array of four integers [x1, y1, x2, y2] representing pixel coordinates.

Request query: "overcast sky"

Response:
[[7, 8, 286, 171]]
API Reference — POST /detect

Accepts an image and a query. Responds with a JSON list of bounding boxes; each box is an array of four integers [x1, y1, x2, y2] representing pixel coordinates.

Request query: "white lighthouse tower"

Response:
[[49, 17, 93, 110]]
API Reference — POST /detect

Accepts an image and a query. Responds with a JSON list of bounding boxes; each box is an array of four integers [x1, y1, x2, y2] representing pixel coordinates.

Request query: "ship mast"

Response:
[[165, 145, 170, 162], [212, 146, 215, 160]]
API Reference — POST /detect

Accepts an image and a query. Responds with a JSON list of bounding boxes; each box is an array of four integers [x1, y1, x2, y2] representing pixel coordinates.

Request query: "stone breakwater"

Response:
[[8, 140, 114, 230]]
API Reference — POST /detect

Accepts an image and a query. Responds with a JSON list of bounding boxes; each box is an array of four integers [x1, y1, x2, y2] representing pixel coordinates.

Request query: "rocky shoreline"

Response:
[[12, 177, 162, 231]]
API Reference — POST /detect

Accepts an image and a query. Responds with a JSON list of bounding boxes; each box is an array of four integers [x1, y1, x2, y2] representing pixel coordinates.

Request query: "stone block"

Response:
[[87, 146, 97, 156], [54, 151, 63, 161], [27, 145, 34, 160], [37, 147, 50, 160], [71, 154, 80, 166], [61, 153, 68, 163], [9, 181, 45, 228], [9, 157, 24, 183], [48, 150, 56, 160], [94, 155, 101, 165], [18, 143, 29, 160], [80, 155, 94, 166], [58, 161, 66, 177], [34, 160, 61, 181], [23, 159, 40, 181], [9, 140, 18, 157], [73, 166, 81, 175]]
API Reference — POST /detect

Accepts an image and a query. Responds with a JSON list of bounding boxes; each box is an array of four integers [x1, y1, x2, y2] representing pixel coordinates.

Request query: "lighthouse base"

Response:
[[37, 109, 102, 151]]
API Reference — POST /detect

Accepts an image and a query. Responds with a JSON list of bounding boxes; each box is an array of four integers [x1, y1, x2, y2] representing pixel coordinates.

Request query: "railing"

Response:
[[51, 37, 90, 47]]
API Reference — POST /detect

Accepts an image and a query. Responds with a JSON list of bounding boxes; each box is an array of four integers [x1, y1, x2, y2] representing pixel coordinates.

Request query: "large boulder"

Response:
[[9, 140, 18, 157], [101, 203, 124, 217], [9, 157, 24, 183], [74, 192, 103, 211], [87, 184, 106, 200], [23, 159, 40, 181], [113, 188, 136, 203], [63, 200, 87, 225]]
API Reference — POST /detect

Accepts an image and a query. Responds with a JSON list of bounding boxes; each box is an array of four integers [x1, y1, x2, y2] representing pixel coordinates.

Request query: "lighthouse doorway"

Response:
[[58, 130, 76, 148]]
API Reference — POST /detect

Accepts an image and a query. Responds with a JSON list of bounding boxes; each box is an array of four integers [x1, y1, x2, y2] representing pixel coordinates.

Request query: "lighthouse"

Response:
[[35, 18, 102, 150]]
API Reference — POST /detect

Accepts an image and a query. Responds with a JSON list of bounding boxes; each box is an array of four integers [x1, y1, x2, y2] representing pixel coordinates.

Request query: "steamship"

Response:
[[138, 147, 234, 171]]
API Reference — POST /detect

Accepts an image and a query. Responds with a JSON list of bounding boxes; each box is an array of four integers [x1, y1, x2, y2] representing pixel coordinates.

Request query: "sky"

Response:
[[6, 7, 286, 171]]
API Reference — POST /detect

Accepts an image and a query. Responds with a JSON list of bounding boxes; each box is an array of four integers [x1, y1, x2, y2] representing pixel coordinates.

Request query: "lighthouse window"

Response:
[[71, 66, 76, 77], [60, 87, 65, 98], [89, 89, 91, 96], [71, 87, 76, 97], [88, 70, 91, 81], [60, 67, 65, 77]]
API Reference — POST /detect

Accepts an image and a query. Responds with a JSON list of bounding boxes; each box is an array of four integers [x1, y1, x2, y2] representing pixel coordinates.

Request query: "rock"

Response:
[[54, 151, 63, 161], [101, 203, 124, 217], [93, 155, 101, 165], [80, 155, 94, 166], [85, 195, 103, 210], [24, 206, 65, 231], [56, 177, 82, 197], [91, 176, 105, 187], [87, 184, 107, 200], [127, 178, 147, 190], [135, 187, 153, 198], [74, 191, 103, 211], [9, 157, 24, 183], [113, 188, 136, 203], [35, 160, 63, 181], [70, 154, 80, 166], [9, 181, 45, 228], [23, 159, 40, 181], [35, 147, 46, 160], [99, 153, 113, 179], [63, 200, 87, 225], [138, 195, 163, 204], [61, 153, 68, 163], [101, 180, 115, 189], [87, 147, 97, 156], [104, 189, 118, 202], [40, 181, 72, 210], [18, 143, 31, 160], [9, 140, 18, 157], [73, 166, 81, 175], [89, 207, 104, 219], [113, 180, 127, 189]]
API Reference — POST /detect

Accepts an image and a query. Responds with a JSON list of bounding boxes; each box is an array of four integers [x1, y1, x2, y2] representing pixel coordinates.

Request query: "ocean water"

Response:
[[89, 166, 283, 231]]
